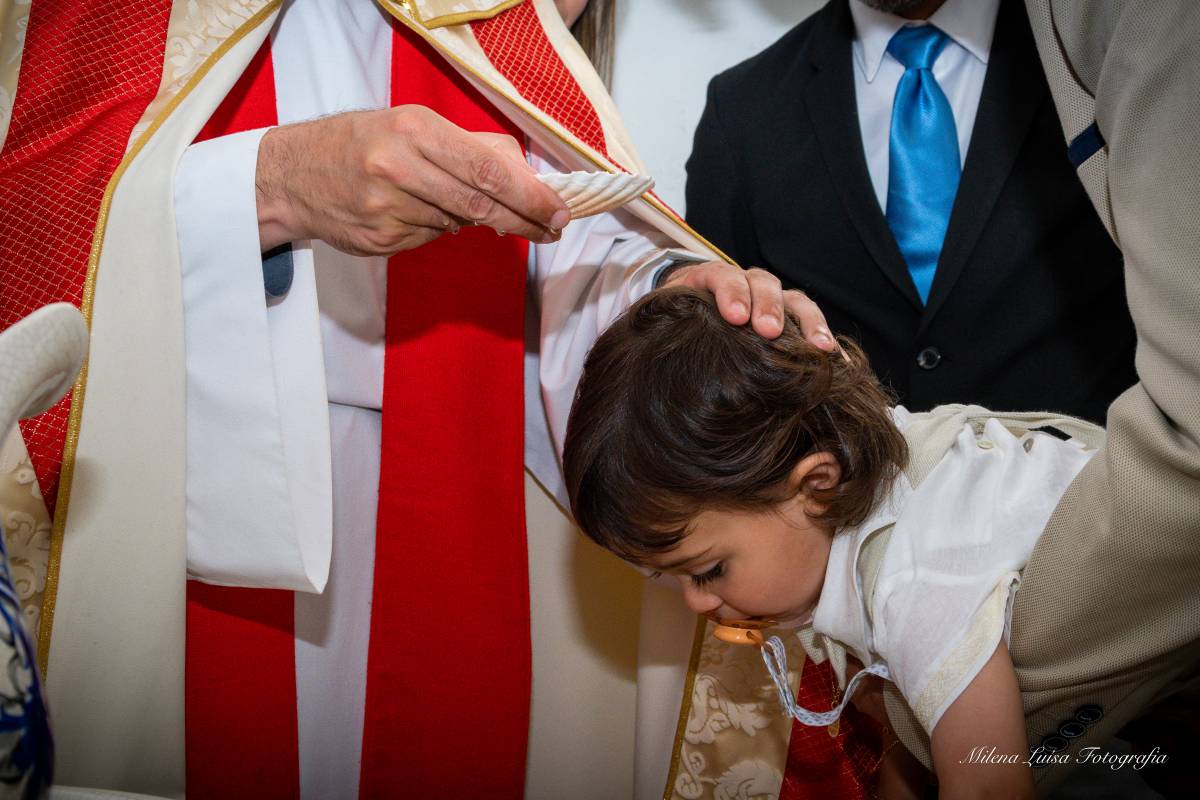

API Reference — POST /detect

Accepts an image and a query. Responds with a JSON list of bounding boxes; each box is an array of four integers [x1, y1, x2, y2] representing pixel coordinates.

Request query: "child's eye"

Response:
[[690, 562, 724, 587], [648, 570, 662, 580]]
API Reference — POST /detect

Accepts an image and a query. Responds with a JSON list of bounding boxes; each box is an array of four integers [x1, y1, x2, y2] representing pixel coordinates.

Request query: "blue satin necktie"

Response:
[[885, 25, 960, 305]]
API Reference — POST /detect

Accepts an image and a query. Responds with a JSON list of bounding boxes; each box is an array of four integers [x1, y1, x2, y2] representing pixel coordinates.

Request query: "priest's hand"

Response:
[[662, 262, 838, 350], [254, 105, 571, 255]]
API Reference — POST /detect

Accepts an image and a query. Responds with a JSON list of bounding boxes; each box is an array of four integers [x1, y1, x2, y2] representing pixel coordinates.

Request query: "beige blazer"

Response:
[[884, 3, 1200, 794]]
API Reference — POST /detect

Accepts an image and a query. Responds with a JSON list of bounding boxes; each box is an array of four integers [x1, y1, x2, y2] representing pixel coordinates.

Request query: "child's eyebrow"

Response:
[[657, 546, 713, 572]]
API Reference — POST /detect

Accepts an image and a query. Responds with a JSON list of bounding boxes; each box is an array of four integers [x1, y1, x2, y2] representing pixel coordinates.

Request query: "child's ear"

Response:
[[787, 452, 842, 515]]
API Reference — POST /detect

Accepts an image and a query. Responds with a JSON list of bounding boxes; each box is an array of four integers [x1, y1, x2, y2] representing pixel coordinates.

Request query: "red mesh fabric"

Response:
[[779, 658, 884, 800], [471, 2, 609, 164], [0, 0, 173, 515]]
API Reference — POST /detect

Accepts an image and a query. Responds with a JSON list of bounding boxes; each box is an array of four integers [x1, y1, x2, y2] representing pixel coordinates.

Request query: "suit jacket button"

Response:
[[1040, 734, 1069, 753], [916, 347, 942, 370], [1074, 704, 1104, 725], [1059, 721, 1086, 739]]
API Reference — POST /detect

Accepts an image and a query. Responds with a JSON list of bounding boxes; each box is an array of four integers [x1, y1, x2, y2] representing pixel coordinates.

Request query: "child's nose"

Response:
[[678, 577, 722, 615]]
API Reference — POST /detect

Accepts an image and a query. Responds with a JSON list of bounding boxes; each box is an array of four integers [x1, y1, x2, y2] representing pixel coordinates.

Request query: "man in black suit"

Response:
[[685, 0, 1134, 424]]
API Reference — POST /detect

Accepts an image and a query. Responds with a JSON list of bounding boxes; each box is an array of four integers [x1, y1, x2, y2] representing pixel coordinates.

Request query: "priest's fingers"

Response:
[[331, 223, 446, 257], [258, 107, 566, 254], [410, 111, 569, 239], [331, 189, 457, 256], [474, 131, 532, 171], [402, 151, 560, 243], [471, 132, 561, 235], [744, 268, 785, 339], [661, 261, 752, 327], [782, 288, 840, 354]]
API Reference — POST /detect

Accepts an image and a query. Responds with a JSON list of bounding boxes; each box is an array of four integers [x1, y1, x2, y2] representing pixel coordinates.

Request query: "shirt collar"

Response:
[[849, 0, 1000, 83], [810, 456, 912, 663]]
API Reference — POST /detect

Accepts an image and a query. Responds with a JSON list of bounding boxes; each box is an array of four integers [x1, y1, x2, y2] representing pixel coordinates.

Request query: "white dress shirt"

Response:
[[849, 0, 1001, 212]]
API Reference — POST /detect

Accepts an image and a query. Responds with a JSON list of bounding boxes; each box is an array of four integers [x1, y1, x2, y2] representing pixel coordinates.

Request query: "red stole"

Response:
[[361, 22, 530, 799], [184, 17, 530, 800]]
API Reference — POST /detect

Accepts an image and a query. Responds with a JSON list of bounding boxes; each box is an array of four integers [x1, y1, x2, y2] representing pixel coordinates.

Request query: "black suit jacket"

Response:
[[685, 0, 1134, 424]]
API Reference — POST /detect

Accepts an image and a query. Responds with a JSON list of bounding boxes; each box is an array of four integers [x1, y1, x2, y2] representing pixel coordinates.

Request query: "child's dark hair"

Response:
[[563, 287, 908, 563]]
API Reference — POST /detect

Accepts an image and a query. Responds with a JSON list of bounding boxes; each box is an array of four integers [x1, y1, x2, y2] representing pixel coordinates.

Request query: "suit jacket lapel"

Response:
[[803, 0, 922, 310], [920, 0, 1045, 328]]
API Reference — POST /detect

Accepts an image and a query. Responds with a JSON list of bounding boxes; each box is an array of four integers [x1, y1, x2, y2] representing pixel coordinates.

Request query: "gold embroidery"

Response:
[[664, 615, 708, 800], [0, 431, 52, 642], [406, 0, 523, 29], [418, 0, 525, 30], [129, 0, 276, 147], [666, 621, 800, 799]]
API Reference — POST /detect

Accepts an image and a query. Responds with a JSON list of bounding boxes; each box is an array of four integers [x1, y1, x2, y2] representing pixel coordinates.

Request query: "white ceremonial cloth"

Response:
[[812, 408, 1095, 734], [174, 1, 688, 795], [849, 0, 1000, 211]]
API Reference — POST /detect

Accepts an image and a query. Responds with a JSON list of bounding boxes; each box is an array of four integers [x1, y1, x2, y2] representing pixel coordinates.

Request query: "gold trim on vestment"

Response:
[[405, 0, 526, 30], [37, 0, 284, 677], [661, 614, 708, 800], [643, 195, 736, 266], [376, 0, 736, 267]]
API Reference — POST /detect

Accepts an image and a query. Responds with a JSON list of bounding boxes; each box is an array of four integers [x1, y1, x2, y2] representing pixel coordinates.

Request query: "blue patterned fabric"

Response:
[[0, 519, 52, 799], [885, 24, 961, 305]]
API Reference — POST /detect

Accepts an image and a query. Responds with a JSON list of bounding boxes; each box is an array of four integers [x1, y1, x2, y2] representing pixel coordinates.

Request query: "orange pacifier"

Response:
[[706, 614, 776, 646]]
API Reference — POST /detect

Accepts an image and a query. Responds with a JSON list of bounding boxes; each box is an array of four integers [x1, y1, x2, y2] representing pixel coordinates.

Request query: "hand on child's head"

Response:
[[563, 287, 907, 571], [661, 261, 840, 352]]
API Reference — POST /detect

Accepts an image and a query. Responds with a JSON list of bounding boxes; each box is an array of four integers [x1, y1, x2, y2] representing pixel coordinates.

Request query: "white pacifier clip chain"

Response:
[[761, 635, 891, 727]]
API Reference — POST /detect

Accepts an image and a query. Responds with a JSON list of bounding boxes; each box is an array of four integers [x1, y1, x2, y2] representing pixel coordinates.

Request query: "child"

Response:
[[563, 287, 1108, 798]]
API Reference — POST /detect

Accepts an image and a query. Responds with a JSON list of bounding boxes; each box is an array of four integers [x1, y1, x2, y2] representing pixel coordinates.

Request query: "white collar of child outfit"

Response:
[[778, 405, 1096, 734], [799, 407, 916, 682], [765, 475, 908, 729]]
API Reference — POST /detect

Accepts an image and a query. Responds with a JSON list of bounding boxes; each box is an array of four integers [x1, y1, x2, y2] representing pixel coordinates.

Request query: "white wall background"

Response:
[[611, 0, 826, 213]]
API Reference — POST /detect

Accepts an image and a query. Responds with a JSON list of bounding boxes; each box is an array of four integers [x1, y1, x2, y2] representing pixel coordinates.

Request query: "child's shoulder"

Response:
[[897, 404, 1104, 488], [865, 409, 1100, 734]]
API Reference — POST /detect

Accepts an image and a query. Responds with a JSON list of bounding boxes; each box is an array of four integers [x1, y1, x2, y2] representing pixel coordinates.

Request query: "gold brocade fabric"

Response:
[[669, 623, 805, 800], [130, 0, 276, 145], [0, 430, 50, 642], [407, 0, 522, 28]]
